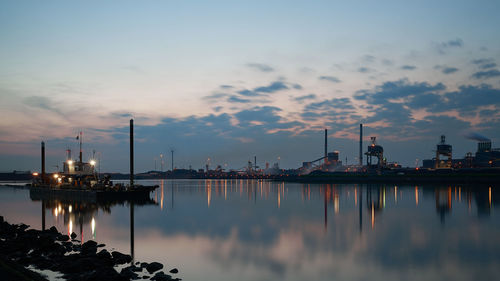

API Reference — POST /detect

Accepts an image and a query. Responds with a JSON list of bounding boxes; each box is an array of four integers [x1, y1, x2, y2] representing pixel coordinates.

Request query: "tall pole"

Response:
[[359, 124, 363, 166], [41, 141, 46, 184], [324, 128, 328, 165], [130, 119, 134, 187], [79, 131, 83, 164], [171, 150, 174, 171]]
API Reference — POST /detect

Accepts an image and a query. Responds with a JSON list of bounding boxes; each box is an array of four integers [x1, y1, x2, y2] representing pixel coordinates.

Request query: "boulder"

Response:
[[146, 262, 163, 274]]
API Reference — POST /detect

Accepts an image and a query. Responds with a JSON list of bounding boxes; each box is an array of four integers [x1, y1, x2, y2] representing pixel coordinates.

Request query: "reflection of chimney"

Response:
[[41, 141, 46, 184], [130, 119, 134, 187], [324, 128, 328, 164], [359, 124, 363, 166]]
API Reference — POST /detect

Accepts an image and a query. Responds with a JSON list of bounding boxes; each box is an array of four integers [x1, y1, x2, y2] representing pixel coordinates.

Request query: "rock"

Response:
[[82, 240, 98, 255], [123, 264, 142, 272], [169, 268, 178, 274], [112, 251, 132, 265], [120, 267, 139, 280], [143, 276, 149, 279], [49, 226, 59, 234], [146, 262, 163, 274], [57, 235, 70, 241], [97, 243, 106, 248], [70, 232, 77, 239], [140, 262, 149, 268], [0, 216, 3, 223], [151, 271, 172, 281]]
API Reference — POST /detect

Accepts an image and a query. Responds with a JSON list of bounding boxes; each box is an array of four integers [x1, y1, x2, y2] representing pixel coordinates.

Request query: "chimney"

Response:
[[359, 124, 363, 166], [130, 119, 134, 187], [324, 128, 328, 164], [41, 141, 46, 184]]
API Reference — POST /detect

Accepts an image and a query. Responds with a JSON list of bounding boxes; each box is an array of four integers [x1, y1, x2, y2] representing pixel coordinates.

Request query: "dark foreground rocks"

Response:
[[0, 216, 181, 281]]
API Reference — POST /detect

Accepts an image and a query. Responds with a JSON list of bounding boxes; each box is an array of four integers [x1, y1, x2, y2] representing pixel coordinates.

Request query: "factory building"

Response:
[[422, 135, 500, 169]]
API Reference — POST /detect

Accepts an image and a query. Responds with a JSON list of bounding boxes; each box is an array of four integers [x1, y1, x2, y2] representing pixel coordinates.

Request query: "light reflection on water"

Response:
[[0, 180, 499, 281]]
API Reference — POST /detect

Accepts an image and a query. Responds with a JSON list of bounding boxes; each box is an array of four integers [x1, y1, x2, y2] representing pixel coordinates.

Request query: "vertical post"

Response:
[[42, 200, 46, 231], [254, 156, 257, 171], [130, 202, 135, 263], [324, 128, 328, 165], [171, 150, 174, 171], [41, 141, 46, 184], [130, 119, 134, 187], [79, 131, 83, 164], [359, 124, 363, 166]]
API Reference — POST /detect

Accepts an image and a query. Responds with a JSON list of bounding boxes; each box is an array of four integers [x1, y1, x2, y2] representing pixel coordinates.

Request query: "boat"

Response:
[[30, 119, 158, 200]]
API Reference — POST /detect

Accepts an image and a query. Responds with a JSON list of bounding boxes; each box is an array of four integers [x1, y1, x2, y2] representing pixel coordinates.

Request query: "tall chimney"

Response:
[[130, 119, 134, 187], [359, 124, 363, 166], [254, 156, 257, 171], [41, 141, 46, 184], [324, 128, 328, 164]]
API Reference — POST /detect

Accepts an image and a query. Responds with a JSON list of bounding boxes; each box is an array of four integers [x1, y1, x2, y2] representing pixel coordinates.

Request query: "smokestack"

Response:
[[254, 156, 257, 171], [130, 119, 134, 187], [41, 141, 46, 184], [359, 124, 363, 166], [324, 128, 328, 164]]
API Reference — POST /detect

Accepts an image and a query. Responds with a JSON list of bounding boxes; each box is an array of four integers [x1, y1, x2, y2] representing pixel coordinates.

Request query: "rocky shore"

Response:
[[0, 216, 180, 281]]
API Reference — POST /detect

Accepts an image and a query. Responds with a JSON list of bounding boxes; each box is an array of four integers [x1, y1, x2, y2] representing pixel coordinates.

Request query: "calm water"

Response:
[[0, 180, 499, 281]]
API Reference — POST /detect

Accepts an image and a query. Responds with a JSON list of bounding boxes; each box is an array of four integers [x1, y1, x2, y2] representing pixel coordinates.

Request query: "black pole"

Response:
[[41, 141, 46, 184], [130, 119, 134, 187], [324, 129, 327, 164], [359, 124, 363, 166], [130, 202, 134, 263], [42, 200, 46, 231]]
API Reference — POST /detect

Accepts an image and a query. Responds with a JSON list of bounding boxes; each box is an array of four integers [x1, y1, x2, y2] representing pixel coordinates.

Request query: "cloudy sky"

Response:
[[1, 0, 500, 172]]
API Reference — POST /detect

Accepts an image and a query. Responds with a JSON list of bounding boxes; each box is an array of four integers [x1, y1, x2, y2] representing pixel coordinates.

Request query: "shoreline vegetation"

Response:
[[0, 216, 180, 281]]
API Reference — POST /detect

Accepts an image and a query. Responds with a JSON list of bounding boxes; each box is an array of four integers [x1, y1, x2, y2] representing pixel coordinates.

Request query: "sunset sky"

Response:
[[1, 0, 500, 172]]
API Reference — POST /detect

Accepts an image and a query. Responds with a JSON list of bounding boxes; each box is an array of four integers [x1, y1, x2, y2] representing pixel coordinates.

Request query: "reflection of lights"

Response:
[[489, 187, 492, 207], [383, 188, 386, 208], [69, 219, 73, 236], [207, 186, 211, 207], [371, 205, 375, 229], [69, 205, 72, 213], [354, 188, 357, 206], [91, 217, 96, 239], [334, 194, 339, 214], [415, 187, 419, 206], [394, 186, 398, 203], [459, 187, 461, 201], [58, 205, 62, 213], [278, 191, 281, 208], [54, 208, 58, 217]]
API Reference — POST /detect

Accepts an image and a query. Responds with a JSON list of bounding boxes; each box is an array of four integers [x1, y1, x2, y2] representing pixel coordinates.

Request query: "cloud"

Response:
[[472, 58, 497, 70], [220, 85, 234, 89], [401, 65, 417, 70], [357, 67, 372, 73], [294, 94, 317, 102], [354, 79, 445, 105], [247, 63, 274, 72], [318, 76, 341, 83], [442, 67, 459, 74], [23, 96, 63, 115], [436, 38, 464, 54], [228, 96, 251, 103], [253, 81, 288, 93], [471, 69, 500, 79]]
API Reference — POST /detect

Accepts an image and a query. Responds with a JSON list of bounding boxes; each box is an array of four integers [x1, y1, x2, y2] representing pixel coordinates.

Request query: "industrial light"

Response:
[[32, 172, 39, 176], [67, 160, 73, 165], [90, 160, 96, 166], [53, 174, 59, 179]]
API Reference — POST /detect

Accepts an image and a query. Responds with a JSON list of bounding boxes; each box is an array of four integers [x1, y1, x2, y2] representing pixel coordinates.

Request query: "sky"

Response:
[[1, 0, 500, 172]]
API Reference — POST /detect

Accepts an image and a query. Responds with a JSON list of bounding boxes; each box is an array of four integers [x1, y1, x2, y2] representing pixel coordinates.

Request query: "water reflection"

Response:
[[0, 180, 499, 281]]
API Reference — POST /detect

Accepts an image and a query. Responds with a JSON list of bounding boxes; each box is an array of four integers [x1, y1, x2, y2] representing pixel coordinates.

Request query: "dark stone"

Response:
[[123, 264, 142, 272], [81, 240, 98, 255], [140, 262, 149, 268], [97, 243, 106, 247], [112, 251, 132, 265], [169, 268, 178, 274], [0, 216, 3, 223], [57, 235, 70, 241], [49, 226, 58, 234], [146, 262, 163, 274], [70, 232, 77, 239], [151, 271, 172, 281], [143, 276, 149, 279], [120, 267, 139, 279]]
